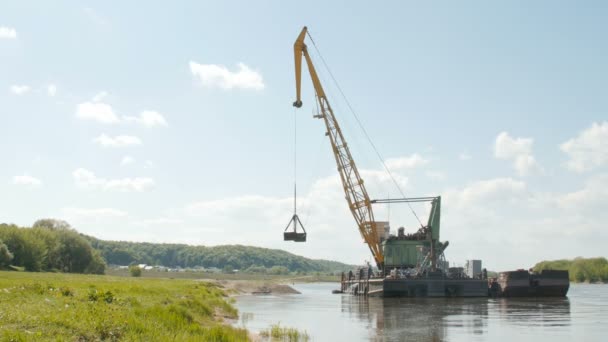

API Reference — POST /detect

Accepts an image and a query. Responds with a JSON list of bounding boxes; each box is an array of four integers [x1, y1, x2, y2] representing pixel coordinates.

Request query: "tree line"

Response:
[[533, 257, 608, 283], [0, 219, 353, 275], [87, 237, 352, 273], [0, 220, 105, 274]]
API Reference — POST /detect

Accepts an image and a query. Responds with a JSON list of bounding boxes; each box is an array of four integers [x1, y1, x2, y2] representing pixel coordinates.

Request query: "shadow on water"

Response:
[[341, 295, 570, 341]]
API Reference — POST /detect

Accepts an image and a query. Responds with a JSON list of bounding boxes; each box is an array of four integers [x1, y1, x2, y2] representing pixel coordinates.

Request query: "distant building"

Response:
[[465, 260, 482, 278]]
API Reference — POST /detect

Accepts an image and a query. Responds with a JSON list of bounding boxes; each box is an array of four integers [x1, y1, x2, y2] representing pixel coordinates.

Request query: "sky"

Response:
[[1, 1, 607, 270]]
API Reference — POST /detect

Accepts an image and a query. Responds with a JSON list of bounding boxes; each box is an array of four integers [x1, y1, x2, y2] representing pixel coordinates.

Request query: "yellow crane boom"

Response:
[[293, 26, 384, 269]]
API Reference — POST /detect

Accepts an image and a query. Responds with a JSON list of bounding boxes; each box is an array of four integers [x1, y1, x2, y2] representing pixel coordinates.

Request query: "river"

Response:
[[234, 282, 608, 341]]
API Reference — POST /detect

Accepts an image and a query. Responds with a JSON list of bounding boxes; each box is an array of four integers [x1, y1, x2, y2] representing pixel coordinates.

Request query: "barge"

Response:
[[340, 269, 569, 298], [341, 271, 488, 298], [490, 269, 570, 297]]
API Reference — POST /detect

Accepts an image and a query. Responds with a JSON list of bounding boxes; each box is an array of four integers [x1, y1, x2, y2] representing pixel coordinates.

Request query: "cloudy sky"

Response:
[[1, 2, 607, 270]]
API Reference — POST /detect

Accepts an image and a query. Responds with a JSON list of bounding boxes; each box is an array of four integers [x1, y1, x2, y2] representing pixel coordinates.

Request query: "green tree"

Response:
[[85, 249, 106, 275], [32, 218, 72, 231], [0, 226, 46, 271], [0, 239, 13, 268], [53, 229, 95, 273], [268, 266, 289, 275]]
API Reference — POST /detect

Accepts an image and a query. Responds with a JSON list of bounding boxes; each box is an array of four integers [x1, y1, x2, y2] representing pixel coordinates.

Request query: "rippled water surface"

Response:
[[235, 283, 608, 341]]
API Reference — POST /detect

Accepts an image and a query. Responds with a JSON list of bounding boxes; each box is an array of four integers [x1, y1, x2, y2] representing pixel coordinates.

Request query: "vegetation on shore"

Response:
[[0, 220, 353, 277], [0, 221, 105, 274], [0, 271, 248, 341], [533, 257, 608, 283], [259, 324, 309, 341]]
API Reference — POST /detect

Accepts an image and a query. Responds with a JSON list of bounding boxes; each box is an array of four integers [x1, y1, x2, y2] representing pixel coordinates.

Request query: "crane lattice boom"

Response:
[[293, 26, 384, 269]]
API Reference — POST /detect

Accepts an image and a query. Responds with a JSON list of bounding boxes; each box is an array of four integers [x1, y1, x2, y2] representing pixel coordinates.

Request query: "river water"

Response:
[[235, 282, 608, 341]]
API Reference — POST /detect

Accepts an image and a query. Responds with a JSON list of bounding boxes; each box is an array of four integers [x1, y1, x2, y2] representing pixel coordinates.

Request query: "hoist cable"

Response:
[[293, 107, 297, 215], [306, 30, 424, 227]]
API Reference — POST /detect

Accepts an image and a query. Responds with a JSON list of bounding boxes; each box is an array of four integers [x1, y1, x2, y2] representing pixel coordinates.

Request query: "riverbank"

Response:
[[0, 271, 248, 341]]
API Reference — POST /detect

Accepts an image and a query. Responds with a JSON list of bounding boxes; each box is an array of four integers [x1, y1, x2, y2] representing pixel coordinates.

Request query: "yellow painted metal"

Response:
[[292, 26, 384, 268]]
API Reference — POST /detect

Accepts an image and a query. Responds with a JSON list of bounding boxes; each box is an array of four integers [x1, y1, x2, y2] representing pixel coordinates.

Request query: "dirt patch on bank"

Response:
[[204, 279, 301, 295]]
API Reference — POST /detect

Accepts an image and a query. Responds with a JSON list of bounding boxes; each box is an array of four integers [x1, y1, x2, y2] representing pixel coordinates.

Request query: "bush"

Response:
[[129, 265, 142, 277]]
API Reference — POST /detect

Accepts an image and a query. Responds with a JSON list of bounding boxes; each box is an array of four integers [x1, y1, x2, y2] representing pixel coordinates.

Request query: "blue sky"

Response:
[[1, 1, 607, 270]]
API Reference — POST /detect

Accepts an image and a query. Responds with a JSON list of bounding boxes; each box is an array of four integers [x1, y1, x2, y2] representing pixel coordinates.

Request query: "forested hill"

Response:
[[86, 237, 353, 273]]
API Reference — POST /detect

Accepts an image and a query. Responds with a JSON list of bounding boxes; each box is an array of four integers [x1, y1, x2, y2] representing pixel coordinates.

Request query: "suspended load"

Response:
[[283, 213, 307, 242]]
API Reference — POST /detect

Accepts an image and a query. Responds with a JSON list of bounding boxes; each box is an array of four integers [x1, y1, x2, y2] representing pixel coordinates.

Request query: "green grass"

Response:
[[259, 323, 309, 342], [0, 271, 248, 341]]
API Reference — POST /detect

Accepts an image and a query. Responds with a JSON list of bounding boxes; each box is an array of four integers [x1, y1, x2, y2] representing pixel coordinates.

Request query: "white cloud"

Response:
[[557, 174, 608, 213], [189, 61, 264, 90], [94, 134, 142, 147], [124, 110, 168, 127], [0, 27, 17, 39], [121, 156, 135, 166], [439, 175, 608, 270], [47, 84, 57, 97], [560, 121, 608, 173], [494, 132, 541, 176], [73, 168, 154, 192], [77, 92, 167, 128], [76, 101, 120, 124], [385, 154, 429, 171], [444, 177, 526, 208], [494, 132, 532, 159], [10, 85, 30, 95], [12, 175, 42, 188]]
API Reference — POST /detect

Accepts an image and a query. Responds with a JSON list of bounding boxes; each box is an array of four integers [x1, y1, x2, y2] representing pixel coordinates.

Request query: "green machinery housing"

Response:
[[377, 196, 448, 270]]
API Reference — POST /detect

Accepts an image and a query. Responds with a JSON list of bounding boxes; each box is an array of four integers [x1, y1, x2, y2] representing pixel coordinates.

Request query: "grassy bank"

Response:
[[0, 271, 248, 341]]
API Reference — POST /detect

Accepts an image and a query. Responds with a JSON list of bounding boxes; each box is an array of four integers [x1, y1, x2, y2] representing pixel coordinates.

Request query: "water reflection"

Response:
[[235, 283, 585, 342], [342, 296, 488, 341], [341, 295, 570, 341], [494, 298, 571, 327]]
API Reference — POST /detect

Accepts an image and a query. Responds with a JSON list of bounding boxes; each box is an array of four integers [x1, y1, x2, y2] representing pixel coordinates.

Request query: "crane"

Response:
[[292, 26, 385, 270]]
